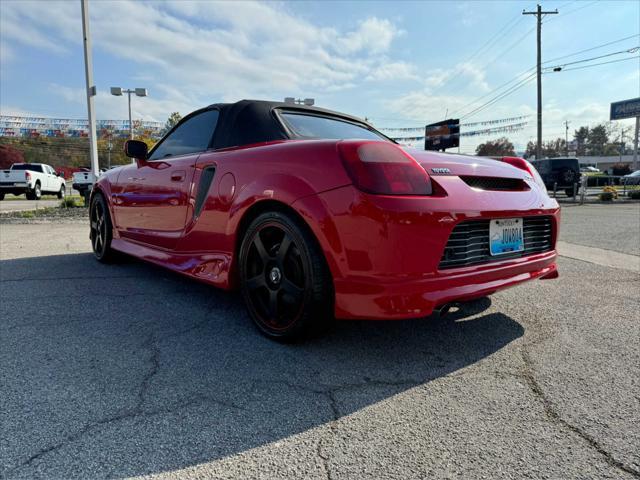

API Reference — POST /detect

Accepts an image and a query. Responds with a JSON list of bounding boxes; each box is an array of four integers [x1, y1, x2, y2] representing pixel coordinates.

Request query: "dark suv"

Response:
[[530, 157, 581, 196]]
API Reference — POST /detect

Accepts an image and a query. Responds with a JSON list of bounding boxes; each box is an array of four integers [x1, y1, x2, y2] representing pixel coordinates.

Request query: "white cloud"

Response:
[[338, 18, 402, 54], [366, 61, 419, 81], [0, 1, 78, 53], [1, 1, 412, 121]]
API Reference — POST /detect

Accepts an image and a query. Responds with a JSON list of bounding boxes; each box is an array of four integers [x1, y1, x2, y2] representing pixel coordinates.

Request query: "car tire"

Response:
[[239, 210, 334, 342], [564, 187, 575, 197], [0, 193, 4, 201], [31, 182, 42, 200], [90, 192, 117, 263], [57, 184, 66, 199]]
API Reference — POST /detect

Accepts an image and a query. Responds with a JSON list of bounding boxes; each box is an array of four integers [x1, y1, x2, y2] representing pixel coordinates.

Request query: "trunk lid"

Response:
[[405, 149, 525, 179]]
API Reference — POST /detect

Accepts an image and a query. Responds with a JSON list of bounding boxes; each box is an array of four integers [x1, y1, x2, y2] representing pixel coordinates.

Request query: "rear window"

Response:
[[549, 158, 579, 169], [532, 159, 578, 170], [280, 112, 387, 141], [11, 164, 43, 172]]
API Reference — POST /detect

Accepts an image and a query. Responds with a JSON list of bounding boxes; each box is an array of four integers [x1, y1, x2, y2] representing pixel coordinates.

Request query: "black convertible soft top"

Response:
[[204, 100, 372, 150]]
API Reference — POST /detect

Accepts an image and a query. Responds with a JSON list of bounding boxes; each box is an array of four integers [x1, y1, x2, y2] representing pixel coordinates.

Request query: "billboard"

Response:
[[610, 97, 640, 120], [424, 119, 460, 151]]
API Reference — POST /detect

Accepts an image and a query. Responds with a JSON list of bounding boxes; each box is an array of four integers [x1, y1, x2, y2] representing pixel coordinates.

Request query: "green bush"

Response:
[[629, 190, 640, 200], [60, 197, 77, 208], [599, 191, 615, 201]]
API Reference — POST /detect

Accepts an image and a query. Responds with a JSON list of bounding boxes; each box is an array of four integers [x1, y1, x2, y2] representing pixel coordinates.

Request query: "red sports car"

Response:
[[90, 100, 559, 340]]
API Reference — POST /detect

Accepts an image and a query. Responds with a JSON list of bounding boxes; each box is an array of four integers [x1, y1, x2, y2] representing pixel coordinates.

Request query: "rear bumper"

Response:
[[295, 182, 560, 320], [334, 251, 557, 319], [0, 183, 29, 194]]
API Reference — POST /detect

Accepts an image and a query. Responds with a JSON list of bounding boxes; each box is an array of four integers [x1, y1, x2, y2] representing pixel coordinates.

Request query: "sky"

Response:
[[1, 0, 639, 153]]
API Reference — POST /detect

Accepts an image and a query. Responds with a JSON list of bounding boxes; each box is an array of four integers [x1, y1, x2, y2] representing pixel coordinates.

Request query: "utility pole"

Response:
[[80, 0, 99, 177], [523, 4, 558, 160], [564, 120, 570, 156]]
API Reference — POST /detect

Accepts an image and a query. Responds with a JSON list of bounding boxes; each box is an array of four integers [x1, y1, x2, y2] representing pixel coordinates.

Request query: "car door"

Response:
[[45, 165, 57, 192], [112, 109, 220, 249]]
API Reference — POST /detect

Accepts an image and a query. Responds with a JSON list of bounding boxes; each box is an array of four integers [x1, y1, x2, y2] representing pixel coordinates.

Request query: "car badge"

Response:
[[431, 167, 451, 174]]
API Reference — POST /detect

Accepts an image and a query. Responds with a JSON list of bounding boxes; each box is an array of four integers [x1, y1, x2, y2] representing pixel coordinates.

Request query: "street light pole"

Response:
[[110, 87, 148, 141], [80, 0, 99, 178], [128, 90, 133, 139]]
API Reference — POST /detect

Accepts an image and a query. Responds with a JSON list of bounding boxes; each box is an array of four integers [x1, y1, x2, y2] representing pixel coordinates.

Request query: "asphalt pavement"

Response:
[[0, 206, 638, 479], [0, 199, 61, 213], [559, 203, 640, 255]]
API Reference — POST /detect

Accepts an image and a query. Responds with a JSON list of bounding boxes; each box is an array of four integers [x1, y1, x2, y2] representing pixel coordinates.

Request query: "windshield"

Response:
[[11, 164, 43, 172], [280, 112, 388, 141]]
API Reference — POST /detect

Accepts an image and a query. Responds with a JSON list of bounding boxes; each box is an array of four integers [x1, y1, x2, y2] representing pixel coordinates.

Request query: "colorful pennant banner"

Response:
[[378, 115, 531, 133], [391, 121, 529, 143], [0, 116, 164, 139]]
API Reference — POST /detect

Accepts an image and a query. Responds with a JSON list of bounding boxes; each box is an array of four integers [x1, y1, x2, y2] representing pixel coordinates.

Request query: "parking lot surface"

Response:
[[1, 205, 639, 479]]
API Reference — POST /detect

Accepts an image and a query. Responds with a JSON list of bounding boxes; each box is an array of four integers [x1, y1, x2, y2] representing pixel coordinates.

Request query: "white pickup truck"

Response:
[[72, 169, 99, 198], [0, 163, 66, 200]]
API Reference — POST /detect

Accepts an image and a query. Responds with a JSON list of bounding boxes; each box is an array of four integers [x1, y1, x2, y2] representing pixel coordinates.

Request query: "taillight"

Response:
[[25, 171, 31, 182], [500, 156, 547, 191], [338, 141, 432, 195]]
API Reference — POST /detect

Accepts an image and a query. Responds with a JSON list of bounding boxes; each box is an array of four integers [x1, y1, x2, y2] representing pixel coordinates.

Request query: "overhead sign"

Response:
[[610, 97, 640, 120], [425, 119, 460, 151]]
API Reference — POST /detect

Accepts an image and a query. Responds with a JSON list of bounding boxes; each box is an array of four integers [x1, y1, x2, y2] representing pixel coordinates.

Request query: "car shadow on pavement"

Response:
[[1, 252, 524, 479]]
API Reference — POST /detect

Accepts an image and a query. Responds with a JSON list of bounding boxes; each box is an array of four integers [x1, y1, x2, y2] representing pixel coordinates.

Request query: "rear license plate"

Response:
[[490, 218, 524, 255]]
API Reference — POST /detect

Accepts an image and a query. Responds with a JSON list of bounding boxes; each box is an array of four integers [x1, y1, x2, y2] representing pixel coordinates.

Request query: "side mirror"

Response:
[[124, 140, 148, 160]]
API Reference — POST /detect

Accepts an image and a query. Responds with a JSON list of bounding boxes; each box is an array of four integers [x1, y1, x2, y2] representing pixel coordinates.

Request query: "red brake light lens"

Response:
[[338, 141, 432, 195], [500, 156, 547, 191], [25, 171, 31, 181], [500, 156, 534, 176]]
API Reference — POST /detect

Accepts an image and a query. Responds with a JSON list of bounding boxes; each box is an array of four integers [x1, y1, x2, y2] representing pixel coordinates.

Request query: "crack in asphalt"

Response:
[[267, 378, 421, 480], [520, 348, 640, 478], [315, 389, 339, 480], [4, 306, 229, 477]]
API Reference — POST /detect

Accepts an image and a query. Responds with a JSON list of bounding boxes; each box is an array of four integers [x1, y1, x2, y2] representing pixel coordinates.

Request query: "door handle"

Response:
[[171, 170, 186, 182], [127, 177, 145, 182]]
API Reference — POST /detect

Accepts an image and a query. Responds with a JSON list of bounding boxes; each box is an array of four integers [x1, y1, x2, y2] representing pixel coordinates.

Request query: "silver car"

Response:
[[622, 170, 640, 185]]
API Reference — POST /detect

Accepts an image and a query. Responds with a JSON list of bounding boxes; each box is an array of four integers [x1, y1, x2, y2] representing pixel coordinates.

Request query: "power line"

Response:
[[428, 8, 533, 101], [450, 34, 640, 119], [543, 33, 639, 65], [449, 67, 536, 118], [544, 46, 639, 70], [547, 0, 598, 20], [460, 73, 537, 120], [546, 55, 640, 73]]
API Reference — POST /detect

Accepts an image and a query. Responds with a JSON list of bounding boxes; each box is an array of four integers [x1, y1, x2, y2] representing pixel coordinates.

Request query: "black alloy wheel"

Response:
[[239, 211, 333, 341], [90, 193, 116, 262]]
